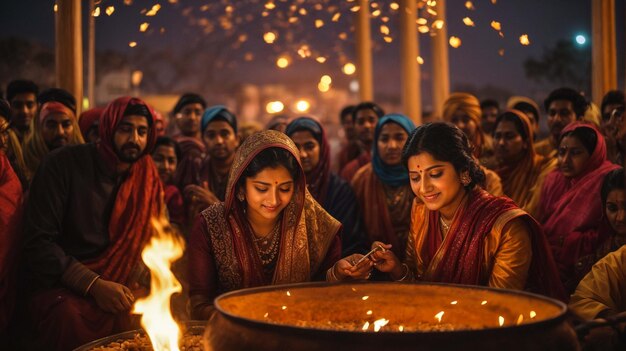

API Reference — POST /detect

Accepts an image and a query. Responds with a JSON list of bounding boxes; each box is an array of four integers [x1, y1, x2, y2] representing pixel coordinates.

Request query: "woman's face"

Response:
[[493, 120, 526, 165], [377, 122, 409, 166], [606, 189, 626, 237], [557, 135, 591, 178], [244, 165, 295, 223], [407, 152, 466, 215]]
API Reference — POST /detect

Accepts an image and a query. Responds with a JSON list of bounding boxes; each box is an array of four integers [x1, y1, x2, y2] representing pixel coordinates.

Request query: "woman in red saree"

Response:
[[372, 122, 565, 300], [540, 122, 620, 294], [188, 130, 371, 319]]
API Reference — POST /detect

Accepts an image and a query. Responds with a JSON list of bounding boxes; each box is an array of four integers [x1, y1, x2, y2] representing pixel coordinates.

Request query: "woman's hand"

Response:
[[370, 242, 405, 280], [332, 254, 374, 281]]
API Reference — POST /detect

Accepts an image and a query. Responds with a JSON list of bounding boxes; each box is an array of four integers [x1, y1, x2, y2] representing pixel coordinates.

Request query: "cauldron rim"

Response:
[[72, 320, 206, 351], [213, 281, 569, 337]]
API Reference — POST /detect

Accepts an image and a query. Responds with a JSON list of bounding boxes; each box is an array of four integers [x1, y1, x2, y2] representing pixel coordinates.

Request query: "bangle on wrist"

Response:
[[84, 275, 101, 296], [395, 264, 410, 282], [327, 263, 340, 282]]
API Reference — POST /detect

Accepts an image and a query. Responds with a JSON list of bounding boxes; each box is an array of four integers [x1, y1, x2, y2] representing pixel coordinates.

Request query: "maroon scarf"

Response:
[[422, 188, 565, 300], [87, 97, 165, 285]]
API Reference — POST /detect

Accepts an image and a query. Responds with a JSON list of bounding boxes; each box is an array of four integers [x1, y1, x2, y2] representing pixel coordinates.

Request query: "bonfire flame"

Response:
[[133, 217, 185, 351]]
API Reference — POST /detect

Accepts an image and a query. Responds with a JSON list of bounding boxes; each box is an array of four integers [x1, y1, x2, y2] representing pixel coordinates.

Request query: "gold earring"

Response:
[[461, 173, 471, 186], [237, 192, 245, 202]]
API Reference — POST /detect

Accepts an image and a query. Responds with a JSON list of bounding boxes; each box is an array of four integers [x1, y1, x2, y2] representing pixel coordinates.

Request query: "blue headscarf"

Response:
[[201, 105, 238, 133], [372, 114, 416, 187]]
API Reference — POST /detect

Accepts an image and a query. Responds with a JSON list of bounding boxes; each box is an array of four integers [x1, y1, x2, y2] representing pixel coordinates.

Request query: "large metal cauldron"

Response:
[[205, 282, 579, 351]]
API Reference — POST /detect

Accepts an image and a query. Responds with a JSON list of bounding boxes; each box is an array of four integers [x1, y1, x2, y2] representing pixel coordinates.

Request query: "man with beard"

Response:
[[6, 80, 38, 142], [339, 102, 384, 182], [535, 87, 588, 160], [22, 101, 84, 179], [171, 93, 207, 190], [185, 105, 240, 218], [21, 97, 165, 351]]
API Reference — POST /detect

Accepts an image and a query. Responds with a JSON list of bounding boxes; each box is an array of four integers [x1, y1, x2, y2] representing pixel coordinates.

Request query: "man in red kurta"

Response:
[[21, 96, 165, 351]]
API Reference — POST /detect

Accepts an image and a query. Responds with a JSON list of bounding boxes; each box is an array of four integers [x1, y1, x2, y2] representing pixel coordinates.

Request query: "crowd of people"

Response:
[[1, 79, 625, 350]]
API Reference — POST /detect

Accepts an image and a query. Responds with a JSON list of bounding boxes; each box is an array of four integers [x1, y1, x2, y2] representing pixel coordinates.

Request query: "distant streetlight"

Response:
[[575, 35, 586, 45]]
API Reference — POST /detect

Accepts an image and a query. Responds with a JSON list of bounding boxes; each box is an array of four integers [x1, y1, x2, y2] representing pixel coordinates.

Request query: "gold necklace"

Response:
[[252, 222, 281, 265], [439, 216, 451, 234]]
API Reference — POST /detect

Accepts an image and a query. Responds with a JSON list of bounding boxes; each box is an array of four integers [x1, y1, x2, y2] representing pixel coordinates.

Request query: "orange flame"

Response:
[[133, 217, 185, 351]]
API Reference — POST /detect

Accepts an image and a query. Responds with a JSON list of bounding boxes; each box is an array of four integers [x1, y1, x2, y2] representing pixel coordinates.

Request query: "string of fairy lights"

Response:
[[54, 0, 531, 93]]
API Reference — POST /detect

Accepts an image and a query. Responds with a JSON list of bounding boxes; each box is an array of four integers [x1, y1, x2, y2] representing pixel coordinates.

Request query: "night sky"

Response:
[[0, 0, 623, 110]]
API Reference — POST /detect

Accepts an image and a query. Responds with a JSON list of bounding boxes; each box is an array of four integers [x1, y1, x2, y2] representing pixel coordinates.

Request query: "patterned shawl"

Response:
[[200, 130, 340, 290], [86, 96, 166, 285]]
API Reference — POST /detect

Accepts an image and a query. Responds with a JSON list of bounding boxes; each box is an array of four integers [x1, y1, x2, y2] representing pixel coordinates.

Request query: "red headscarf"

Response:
[[85, 97, 165, 285], [540, 122, 620, 292], [78, 107, 104, 137], [39, 101, 74, 123]]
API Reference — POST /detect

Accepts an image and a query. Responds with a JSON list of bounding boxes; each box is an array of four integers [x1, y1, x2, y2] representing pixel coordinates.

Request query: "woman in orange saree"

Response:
[[493, 110, 557, 218], [188, 130, 372, 319], [372, 122, 565, 301]]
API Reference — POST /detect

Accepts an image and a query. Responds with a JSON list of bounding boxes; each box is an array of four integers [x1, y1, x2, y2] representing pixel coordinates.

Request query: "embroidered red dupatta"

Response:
[[418, 188, 565, 300], [198, 130, 341, 290]]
